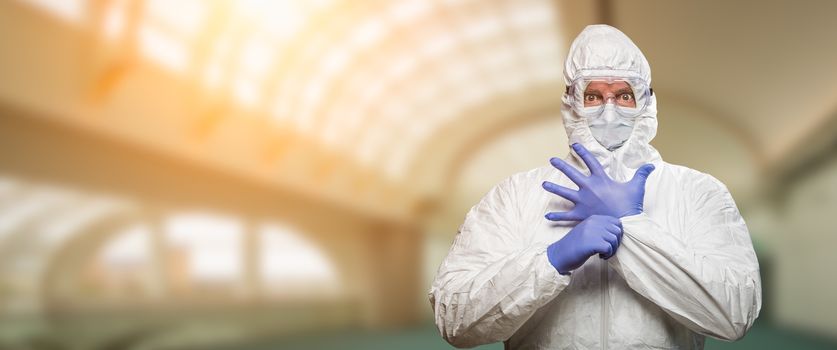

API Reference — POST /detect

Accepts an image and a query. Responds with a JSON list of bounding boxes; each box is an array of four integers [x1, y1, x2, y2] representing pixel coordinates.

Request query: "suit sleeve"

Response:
[[428, 177, 571, 348], [609, 174, 762, 341]]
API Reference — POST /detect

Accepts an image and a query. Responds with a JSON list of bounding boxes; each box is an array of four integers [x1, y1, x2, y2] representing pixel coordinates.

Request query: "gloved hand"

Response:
[[543, 143, 655, 221], [547, 215, 623, 275]]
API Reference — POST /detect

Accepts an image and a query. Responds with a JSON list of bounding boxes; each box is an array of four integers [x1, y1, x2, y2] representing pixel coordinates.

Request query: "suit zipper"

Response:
[[601, 260, 608, 350]]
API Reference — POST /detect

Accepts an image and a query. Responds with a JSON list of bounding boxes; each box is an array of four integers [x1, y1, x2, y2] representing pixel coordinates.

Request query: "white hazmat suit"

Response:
[[429, 25, 761, 349]]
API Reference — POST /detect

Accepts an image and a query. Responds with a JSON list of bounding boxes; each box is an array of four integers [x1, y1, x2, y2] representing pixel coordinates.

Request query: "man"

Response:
[[429, 25, 761, 349]]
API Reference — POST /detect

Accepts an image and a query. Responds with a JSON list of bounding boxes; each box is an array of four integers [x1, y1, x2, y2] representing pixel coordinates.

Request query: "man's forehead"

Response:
[[585, 81, 632, 91]]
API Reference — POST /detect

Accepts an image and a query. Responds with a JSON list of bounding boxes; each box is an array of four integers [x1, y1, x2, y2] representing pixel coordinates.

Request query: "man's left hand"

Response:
[[542, 143, 655, 221]]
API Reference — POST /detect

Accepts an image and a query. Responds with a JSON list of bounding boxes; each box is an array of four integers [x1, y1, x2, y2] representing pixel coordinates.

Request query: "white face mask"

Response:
[[586, 104, 636, 151]]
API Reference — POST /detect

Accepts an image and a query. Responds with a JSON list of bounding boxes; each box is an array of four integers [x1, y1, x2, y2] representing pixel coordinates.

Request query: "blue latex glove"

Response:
[[542, 143, 655, 221], [547, 215, 623, 275]]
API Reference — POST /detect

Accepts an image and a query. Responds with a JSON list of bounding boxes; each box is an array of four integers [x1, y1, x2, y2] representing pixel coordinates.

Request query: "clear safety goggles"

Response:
[[566, 75, 652, 118]]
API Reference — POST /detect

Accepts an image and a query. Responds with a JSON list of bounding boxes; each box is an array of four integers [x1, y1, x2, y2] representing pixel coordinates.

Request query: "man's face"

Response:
[[583, 81, 636, 108]]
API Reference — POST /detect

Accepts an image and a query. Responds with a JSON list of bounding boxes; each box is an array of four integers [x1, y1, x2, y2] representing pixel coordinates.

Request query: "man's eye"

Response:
[[619, 93, 634, 101], [584, 94, 600, 101]]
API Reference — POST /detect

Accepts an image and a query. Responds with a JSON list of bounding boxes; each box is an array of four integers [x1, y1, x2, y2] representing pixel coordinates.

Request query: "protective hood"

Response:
[[561, 24, 662, 182]]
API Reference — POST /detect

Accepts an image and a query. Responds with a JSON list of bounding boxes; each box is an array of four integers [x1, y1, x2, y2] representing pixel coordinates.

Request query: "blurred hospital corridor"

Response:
[[1, 0, 837, 349]]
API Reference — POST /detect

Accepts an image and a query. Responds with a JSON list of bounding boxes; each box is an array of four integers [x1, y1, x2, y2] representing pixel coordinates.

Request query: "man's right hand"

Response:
[[546, 215, 623, 275]]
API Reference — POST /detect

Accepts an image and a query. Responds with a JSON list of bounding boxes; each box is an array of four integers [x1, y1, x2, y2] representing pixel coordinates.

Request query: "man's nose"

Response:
[[601, 105, 619, 120]]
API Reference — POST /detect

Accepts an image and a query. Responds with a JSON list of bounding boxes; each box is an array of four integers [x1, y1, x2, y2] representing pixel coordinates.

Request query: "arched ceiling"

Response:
[[4, 0, 565, 217], [15, 0, 565, 178]]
